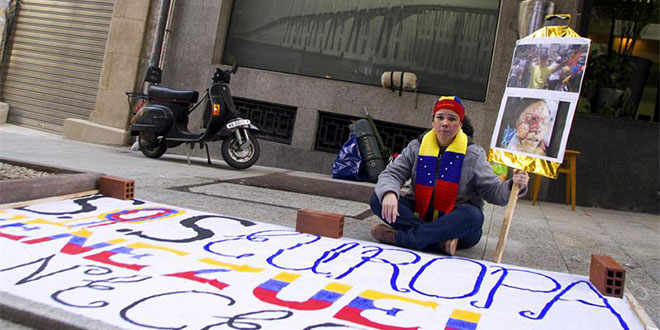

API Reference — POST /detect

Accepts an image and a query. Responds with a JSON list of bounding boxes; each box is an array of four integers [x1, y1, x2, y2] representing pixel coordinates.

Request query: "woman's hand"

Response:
[[381, 192, 399, 224], [512, 169, 529, 190]]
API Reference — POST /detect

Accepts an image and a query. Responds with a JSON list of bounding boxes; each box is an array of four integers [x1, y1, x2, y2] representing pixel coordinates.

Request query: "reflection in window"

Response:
[[223, 0, 500, 101]]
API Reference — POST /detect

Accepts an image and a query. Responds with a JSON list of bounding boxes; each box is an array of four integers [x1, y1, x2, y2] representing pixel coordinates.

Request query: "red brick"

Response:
[[589, 255, 625, 298], [296, 209, 344, 238], [98, 176, 135, 200]]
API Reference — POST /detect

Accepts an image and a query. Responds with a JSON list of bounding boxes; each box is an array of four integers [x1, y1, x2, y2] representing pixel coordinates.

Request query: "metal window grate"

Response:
[[233, 97, 297, 144], [315, 112, 426, 154]]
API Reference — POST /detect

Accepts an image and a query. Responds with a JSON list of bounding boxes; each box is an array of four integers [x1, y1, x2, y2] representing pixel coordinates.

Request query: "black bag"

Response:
[[349, 119, 385, 183]]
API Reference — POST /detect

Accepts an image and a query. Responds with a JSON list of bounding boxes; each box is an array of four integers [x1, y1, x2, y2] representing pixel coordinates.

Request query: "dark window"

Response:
[[315, 112, 354, 153], [224, 1, 500, 101], [233, 97, 297, 144], [315, 111, 426, 154]]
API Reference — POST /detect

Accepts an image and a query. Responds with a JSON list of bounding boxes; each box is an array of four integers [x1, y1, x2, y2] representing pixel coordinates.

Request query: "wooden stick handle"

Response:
[[493, 183, 520, 263]]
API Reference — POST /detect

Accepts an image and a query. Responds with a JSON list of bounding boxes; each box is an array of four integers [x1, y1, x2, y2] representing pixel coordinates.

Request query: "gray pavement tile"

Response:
[[287, 170, 377, 188], [0, 126, 283, 186], [188, 182, 370, 217], [0, 292, 123, 330], [481, 205, 568, 272], [344, 215, 382, 242], [477, 204, 499, 260], [512, 199, 546, 218], [138, 187, 300, 228], [636, 255, 660, 284], [480, 230, 570, 273], [538, 202, 592, 221], [624, 267, 660, 326], [590, 218, 660, 251], [546, 222, 614, 250], [0, 319, 32, 330], [135, 176, 217, 190]]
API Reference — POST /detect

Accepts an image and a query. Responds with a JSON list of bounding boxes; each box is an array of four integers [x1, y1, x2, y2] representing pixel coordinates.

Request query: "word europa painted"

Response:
[[0, 196, 640, 329]]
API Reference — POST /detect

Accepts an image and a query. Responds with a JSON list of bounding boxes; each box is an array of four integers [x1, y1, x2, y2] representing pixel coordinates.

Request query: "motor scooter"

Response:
[[129, 63, 260, 169]]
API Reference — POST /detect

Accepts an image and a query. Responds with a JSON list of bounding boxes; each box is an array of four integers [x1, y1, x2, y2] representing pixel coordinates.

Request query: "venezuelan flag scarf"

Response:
[[414, 129, 468, 220]]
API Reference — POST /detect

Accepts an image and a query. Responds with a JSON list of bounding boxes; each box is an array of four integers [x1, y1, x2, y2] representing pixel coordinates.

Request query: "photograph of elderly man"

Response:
[[495, 96, 571, 160]]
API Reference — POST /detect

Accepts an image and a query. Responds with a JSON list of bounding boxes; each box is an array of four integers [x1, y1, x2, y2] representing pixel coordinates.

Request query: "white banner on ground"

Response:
[[0, 196, 642, 329]]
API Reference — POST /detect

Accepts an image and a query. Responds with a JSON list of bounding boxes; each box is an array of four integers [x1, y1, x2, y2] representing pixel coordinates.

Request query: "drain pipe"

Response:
[[158, 0, 176, 69], [132, 0, 172, 151], [149, 0, 171, 69]]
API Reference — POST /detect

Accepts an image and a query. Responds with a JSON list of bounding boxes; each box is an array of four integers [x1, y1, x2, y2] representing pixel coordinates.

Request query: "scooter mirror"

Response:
[[231, 62, 239, 74]]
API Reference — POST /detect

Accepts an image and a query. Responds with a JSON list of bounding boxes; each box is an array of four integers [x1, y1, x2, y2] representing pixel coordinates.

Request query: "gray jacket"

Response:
[[375, 137, 525, 209]]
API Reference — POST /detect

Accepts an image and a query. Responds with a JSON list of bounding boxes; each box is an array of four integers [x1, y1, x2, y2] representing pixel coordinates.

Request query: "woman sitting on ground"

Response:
[[370, 96, 529, 255]]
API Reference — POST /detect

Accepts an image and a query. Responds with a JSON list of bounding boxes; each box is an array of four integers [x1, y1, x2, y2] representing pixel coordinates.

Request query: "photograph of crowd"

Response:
[[494, 96, 571, 160], [507, 41, 589, 93]]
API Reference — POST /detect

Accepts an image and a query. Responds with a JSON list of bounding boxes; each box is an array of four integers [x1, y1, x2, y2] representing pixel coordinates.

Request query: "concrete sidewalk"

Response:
[[0, 124, 658, 328]]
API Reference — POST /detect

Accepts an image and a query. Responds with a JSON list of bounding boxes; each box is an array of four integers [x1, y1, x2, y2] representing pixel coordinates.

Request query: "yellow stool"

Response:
[[531, 150, 580, 210]]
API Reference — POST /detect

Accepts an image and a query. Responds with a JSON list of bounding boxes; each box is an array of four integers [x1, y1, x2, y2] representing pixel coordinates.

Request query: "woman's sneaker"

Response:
[[371, 224, 396, 244]]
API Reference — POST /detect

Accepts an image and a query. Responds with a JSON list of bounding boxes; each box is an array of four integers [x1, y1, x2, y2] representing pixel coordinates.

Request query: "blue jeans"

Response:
[[370, 193, 484, 251]]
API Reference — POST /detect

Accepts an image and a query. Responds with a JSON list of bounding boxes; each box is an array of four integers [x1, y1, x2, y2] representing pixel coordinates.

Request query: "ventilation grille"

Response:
[[233, 97, 297, 144], [315, 112, 426, 154]]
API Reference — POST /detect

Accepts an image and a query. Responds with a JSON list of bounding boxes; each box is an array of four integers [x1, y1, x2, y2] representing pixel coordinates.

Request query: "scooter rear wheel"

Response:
[[138, 132, 167, 158], [221, 130, 260, 169]]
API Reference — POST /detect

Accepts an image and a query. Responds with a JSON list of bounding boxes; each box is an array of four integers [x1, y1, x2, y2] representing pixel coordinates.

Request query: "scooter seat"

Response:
[[148, 85, 199, 103]]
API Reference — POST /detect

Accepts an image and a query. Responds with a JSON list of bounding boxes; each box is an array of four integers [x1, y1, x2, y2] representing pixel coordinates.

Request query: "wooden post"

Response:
[[493, 183, 520, 263]]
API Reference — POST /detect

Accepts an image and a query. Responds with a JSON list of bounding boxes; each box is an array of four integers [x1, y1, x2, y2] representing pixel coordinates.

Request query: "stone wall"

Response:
[[63, 0, 152, 145]]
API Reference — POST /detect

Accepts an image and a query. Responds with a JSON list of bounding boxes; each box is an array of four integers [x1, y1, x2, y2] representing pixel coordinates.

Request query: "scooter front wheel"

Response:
[[221, 130, 260, 169], [138, 132, 167, 158]]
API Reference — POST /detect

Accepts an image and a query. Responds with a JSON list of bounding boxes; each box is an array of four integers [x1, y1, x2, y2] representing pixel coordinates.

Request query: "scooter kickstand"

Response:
[[185, 142, 193, 166], [203, 142, 212, 165]]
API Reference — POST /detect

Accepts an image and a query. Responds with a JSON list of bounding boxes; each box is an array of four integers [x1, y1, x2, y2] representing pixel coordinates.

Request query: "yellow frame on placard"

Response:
[[489, 16, 583, 179]]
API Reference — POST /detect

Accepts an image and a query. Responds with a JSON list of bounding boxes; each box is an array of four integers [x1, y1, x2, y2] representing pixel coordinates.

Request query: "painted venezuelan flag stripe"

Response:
[[345, 296, 377, 310], [444, 318, 478, 330], [257, 279, 345, 304], [23, 232, 71, 244], [450, 309, 481, 323], [258, 279, 288, 292], [253, 272, 352, 311], [444, 309, 481, 330], [102, 208, 181, 223]]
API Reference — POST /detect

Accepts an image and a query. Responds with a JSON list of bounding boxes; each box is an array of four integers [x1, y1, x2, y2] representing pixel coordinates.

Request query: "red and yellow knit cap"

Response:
[[433, 96, 465, 121]]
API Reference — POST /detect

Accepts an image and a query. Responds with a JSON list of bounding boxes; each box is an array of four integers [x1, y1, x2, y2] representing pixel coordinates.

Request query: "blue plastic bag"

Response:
[[332, 134, 363, 181]]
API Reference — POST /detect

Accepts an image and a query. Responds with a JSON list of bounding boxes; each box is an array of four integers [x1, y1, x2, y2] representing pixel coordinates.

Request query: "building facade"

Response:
[[157, 0, 582, 172], [13, 1, 659, 214], [0, 0, 583, 171]]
